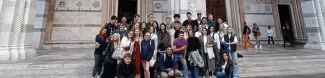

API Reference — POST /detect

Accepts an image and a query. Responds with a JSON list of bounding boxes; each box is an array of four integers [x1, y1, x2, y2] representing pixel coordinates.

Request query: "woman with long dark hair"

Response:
[[216, 53, 233, 78], [102, 33, 120, 78], [208, 26, 221, 65], [187, 29, 201, 78], [141, 22, 147, 36], [153, 21, 159, 33], [92, 28, 108, 78], [157, 23, 171, 52], [198, 28, 215, 78]]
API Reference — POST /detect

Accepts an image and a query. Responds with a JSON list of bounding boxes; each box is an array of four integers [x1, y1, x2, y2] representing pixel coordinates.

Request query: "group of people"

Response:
[[93, 12, 241, 78]]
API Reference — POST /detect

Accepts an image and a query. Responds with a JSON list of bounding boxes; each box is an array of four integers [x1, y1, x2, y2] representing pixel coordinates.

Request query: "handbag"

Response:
[[207, 38, 215, 59], [111, 46, 124, 59], [148, 40, 156, 67]]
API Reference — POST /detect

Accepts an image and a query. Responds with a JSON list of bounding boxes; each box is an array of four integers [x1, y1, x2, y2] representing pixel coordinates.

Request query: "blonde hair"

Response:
[[111, 33, 120, 44], [226, 27, 236, 36]]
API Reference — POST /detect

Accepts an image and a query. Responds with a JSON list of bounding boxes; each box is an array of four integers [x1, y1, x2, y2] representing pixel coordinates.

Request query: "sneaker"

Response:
[[254, 45, 258, 49], [259, 45, 263, 49]]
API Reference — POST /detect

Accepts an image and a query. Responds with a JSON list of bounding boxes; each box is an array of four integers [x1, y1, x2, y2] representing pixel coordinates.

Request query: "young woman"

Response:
[[267, 26, 275, 47], [131, 22, 141, 31], [252, 23, 262, 49], [157, 23, 171, 52], [92, 28, 108, 78], [133, 28, 143, 78], [208, 26, 221, 65], [222, 27, 239, 78], [187, 29, 201, 78], [102, 33, 120, 78], [116, 53, 136, 78], [148, 26, 158, 78], [153, 21, 159, 33], [120, 31, 135, 63], [141, 22, 147, 36], [198, 28, 215, 78], [216, 53, 233, 78], [141, 32, 156, 78]]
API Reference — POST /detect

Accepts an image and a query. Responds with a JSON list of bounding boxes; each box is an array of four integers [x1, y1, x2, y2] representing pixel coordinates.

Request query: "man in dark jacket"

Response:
[[105, 16, 118, 37], [113, 23, 127, 40], [159, 46, 182, 78], [116, 53, 136, 78]]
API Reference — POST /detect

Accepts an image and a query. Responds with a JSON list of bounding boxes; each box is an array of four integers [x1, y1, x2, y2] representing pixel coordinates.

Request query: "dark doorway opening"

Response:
[[118, 0, 137, 23], [278, 5, 293, 33]]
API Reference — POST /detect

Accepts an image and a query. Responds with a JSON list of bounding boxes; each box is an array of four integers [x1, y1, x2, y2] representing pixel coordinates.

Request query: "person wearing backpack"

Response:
[[252, 23, 262, 49], [159, 46, 183, 78], [242, 22, 254, 50]]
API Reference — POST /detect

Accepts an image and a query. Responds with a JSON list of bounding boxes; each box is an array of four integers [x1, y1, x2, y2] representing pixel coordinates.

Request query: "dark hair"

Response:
[[221, 52, 233, 65], [148, 14, 153, 18], [179, 31, 184, 35], [166, 45, 172, 49], [173, 14, 180, 18], [153, 21, 159, 32], [188, 29, 195, 37], [134, 14, 140, 18], [244, 22, 247, 24], [268, 26, 271, 28], [126, 31, 134, 41], [186, 12, 191, 15], [98, 28, 108, 39], [197, 13, 202, 15], [166, 17, 171, 20], [174, 21, 181, 24], [202, 17, 207, 20], [111, 15, 117, 20], [124, 53, 132, 59], [148, 26, 156, 33], [208, 26, 216, 35], [159, 23, 167, 33]]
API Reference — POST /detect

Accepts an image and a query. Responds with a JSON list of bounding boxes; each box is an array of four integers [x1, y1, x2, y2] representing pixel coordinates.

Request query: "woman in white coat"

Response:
[[208, 26, 221, 66]]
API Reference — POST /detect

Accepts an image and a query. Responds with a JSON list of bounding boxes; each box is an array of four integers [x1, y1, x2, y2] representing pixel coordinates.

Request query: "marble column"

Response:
[[0, 0, 36, 61], [33, 0, 48, 49], [302, 0, 325, 50]]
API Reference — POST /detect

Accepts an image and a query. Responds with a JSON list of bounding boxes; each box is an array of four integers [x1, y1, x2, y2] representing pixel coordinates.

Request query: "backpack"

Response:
[[247, 27, 252, 34]]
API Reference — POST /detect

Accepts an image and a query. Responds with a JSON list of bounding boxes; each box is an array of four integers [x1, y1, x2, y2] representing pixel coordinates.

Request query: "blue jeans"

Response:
[[216, 72, 227, 78], [191, 66, 199, 78], [174, 54, 188, 78], [229, 52, 239, 78]]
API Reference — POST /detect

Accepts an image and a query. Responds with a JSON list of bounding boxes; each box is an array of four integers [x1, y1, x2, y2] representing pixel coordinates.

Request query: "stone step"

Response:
[[0, 61, 94, 70], [0, 74, 92, 78], [0, 68, 92, 77]]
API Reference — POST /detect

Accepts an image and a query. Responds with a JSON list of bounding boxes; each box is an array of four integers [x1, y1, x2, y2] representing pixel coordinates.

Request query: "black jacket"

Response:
[[94, 35, 108, 55], [116, 60, 136, 78], [216, 61, 233, 78], [104, 42, 117, 64]]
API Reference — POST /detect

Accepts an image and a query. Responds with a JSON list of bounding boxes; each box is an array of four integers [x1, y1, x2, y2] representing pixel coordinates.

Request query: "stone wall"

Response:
[[244, 0, 276, 39], [46, 0, 102, 49]]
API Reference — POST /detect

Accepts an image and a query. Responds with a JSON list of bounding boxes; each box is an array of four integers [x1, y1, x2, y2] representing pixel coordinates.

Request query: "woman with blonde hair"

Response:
[[102, 33, 120, 78], [221, 27, 239, 78], [133, 28, 143, 78]]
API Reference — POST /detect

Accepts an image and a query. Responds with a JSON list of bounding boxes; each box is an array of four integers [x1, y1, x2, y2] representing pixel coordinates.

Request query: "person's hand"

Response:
[[96, 42, 100, 48]]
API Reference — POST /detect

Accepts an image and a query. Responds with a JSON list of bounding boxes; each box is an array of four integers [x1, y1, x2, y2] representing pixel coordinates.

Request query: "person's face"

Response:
[[227, 28, 233, 33], [111, 19, 117, 24], [166, 25, 171, 30], [160, 25, 166, 30], [134, 16, 139, 21], [202, 29, 207, 35], [208, 15, 213, 21], [135, 29, 140, 36], [179, 33, 184, 39], [134, 23, 140, 29], [166, 47, 172, 55], [187, 14, 191, 19], [149, 15, 154, 21], [120, 25, 126, 30], [113, 35, 119, 41], [166, 19, 171, 24], [189, 30, 194, 37], [102, 29, 107, 35], [128, 31, 134, 38], [141, 23, 146, 29], [217, 18, 222, 24], [145, 33, 151, 40], [124, 57, 131, 65], [223, 53, 228, 61], [175, 23, 180, 29], [186, 25, 192, 31], [121, 17, 127, 23], [268, 27, 271, 29], [202, 19, 207, 23], [174, 17, 179, 21], [199, 25, 203, 31], [210, 27, 214, 32], [198, 15, 201, 19], [153, 22, 158, 27], [149, 27, 154, 33]]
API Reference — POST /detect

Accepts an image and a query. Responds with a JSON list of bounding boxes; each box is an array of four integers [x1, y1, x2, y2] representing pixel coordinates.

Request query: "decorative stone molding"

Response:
[[277, 0, 291, 4]]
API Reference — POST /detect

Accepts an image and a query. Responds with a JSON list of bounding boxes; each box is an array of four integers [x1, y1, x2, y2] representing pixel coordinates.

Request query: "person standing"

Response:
[[187, 29, 201, 78], [171, 14, 182, 29], [196, 13, 202, 31], [202, 17, 209, 29], [208, 26, 221, 65], [141, 22, 147, 36], [102, 33, 120, 78], [116, 53, 136, 78], [267, 26, 275, 47], [242, 22, 254, 49], [207, 14, 217, 30], [165, 17, 172, 28], [92, 28, 108, 78], [113, 23, 128, 40], [120, 16, 130, 30], [148, 26, 159, 78], [195, 24, 203, 38], [252, 23, 262, 49], [173, 31, 189, 78], [130, 14, 140, 27], [133, 28, 143, 78], [286, 25, 294, 47], [183, 12, 197, 31], [199, 28, 215, 78], [159, 46, 183, 78], [120, 31, 135, 63], [105, 16, 118, 36], [174, 21, 182, 39], [222, 27, 239, 78], [157, 23, 171, 53], [215, 53, 233, 78], [141, 32, 156, 78]]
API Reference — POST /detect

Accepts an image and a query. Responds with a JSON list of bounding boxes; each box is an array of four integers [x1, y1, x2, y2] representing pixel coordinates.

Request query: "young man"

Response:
[[242, 22, 254, 49], [252, 23, 262, 49], [171, 14, 181, 29], [172, 31, 188, 78], [201, 17, 209, 29], [105, 15, 118, 37], [174, 21, 182, 39], [159, 46, 183, 78], [196, 13, 202, 31], [120, 16, 130, 30], [130, 14, 140, 27], [116, 53, 136, 78], [195, 24, 203, 38], [183, 12, 197, 31], [267, 26, 275, 47], [207, 14, 217, 30], [165, 17, 172, 28], [113, 23, 127, 40]]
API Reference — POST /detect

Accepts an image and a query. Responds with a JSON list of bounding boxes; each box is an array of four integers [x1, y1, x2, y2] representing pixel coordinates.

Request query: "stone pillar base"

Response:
[[304, 42, 325, 51], [0, 45, 36, 61]]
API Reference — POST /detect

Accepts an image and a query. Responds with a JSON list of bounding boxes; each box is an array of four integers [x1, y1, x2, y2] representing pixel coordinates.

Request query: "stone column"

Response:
[[302, 0, 325, 50], [0, 0, 36, 61], [33, 0, 48, 49]]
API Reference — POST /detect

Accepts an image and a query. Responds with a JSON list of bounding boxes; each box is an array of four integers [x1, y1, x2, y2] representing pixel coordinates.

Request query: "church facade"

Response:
[[0, 0, 324, 60]]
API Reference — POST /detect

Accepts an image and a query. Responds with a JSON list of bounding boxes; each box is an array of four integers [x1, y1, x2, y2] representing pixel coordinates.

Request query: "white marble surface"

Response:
[[53, 12, 101, 24], [245, 15, 274, 25], [51, 27, 100, 41], [55, 0, 102, 10]]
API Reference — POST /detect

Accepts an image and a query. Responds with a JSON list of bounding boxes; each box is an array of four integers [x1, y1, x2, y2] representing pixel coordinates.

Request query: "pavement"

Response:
[[0, 45, 325, 78]]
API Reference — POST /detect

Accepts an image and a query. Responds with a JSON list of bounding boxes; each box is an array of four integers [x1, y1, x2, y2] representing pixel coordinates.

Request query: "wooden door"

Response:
[[206, 0, 226, 21]]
